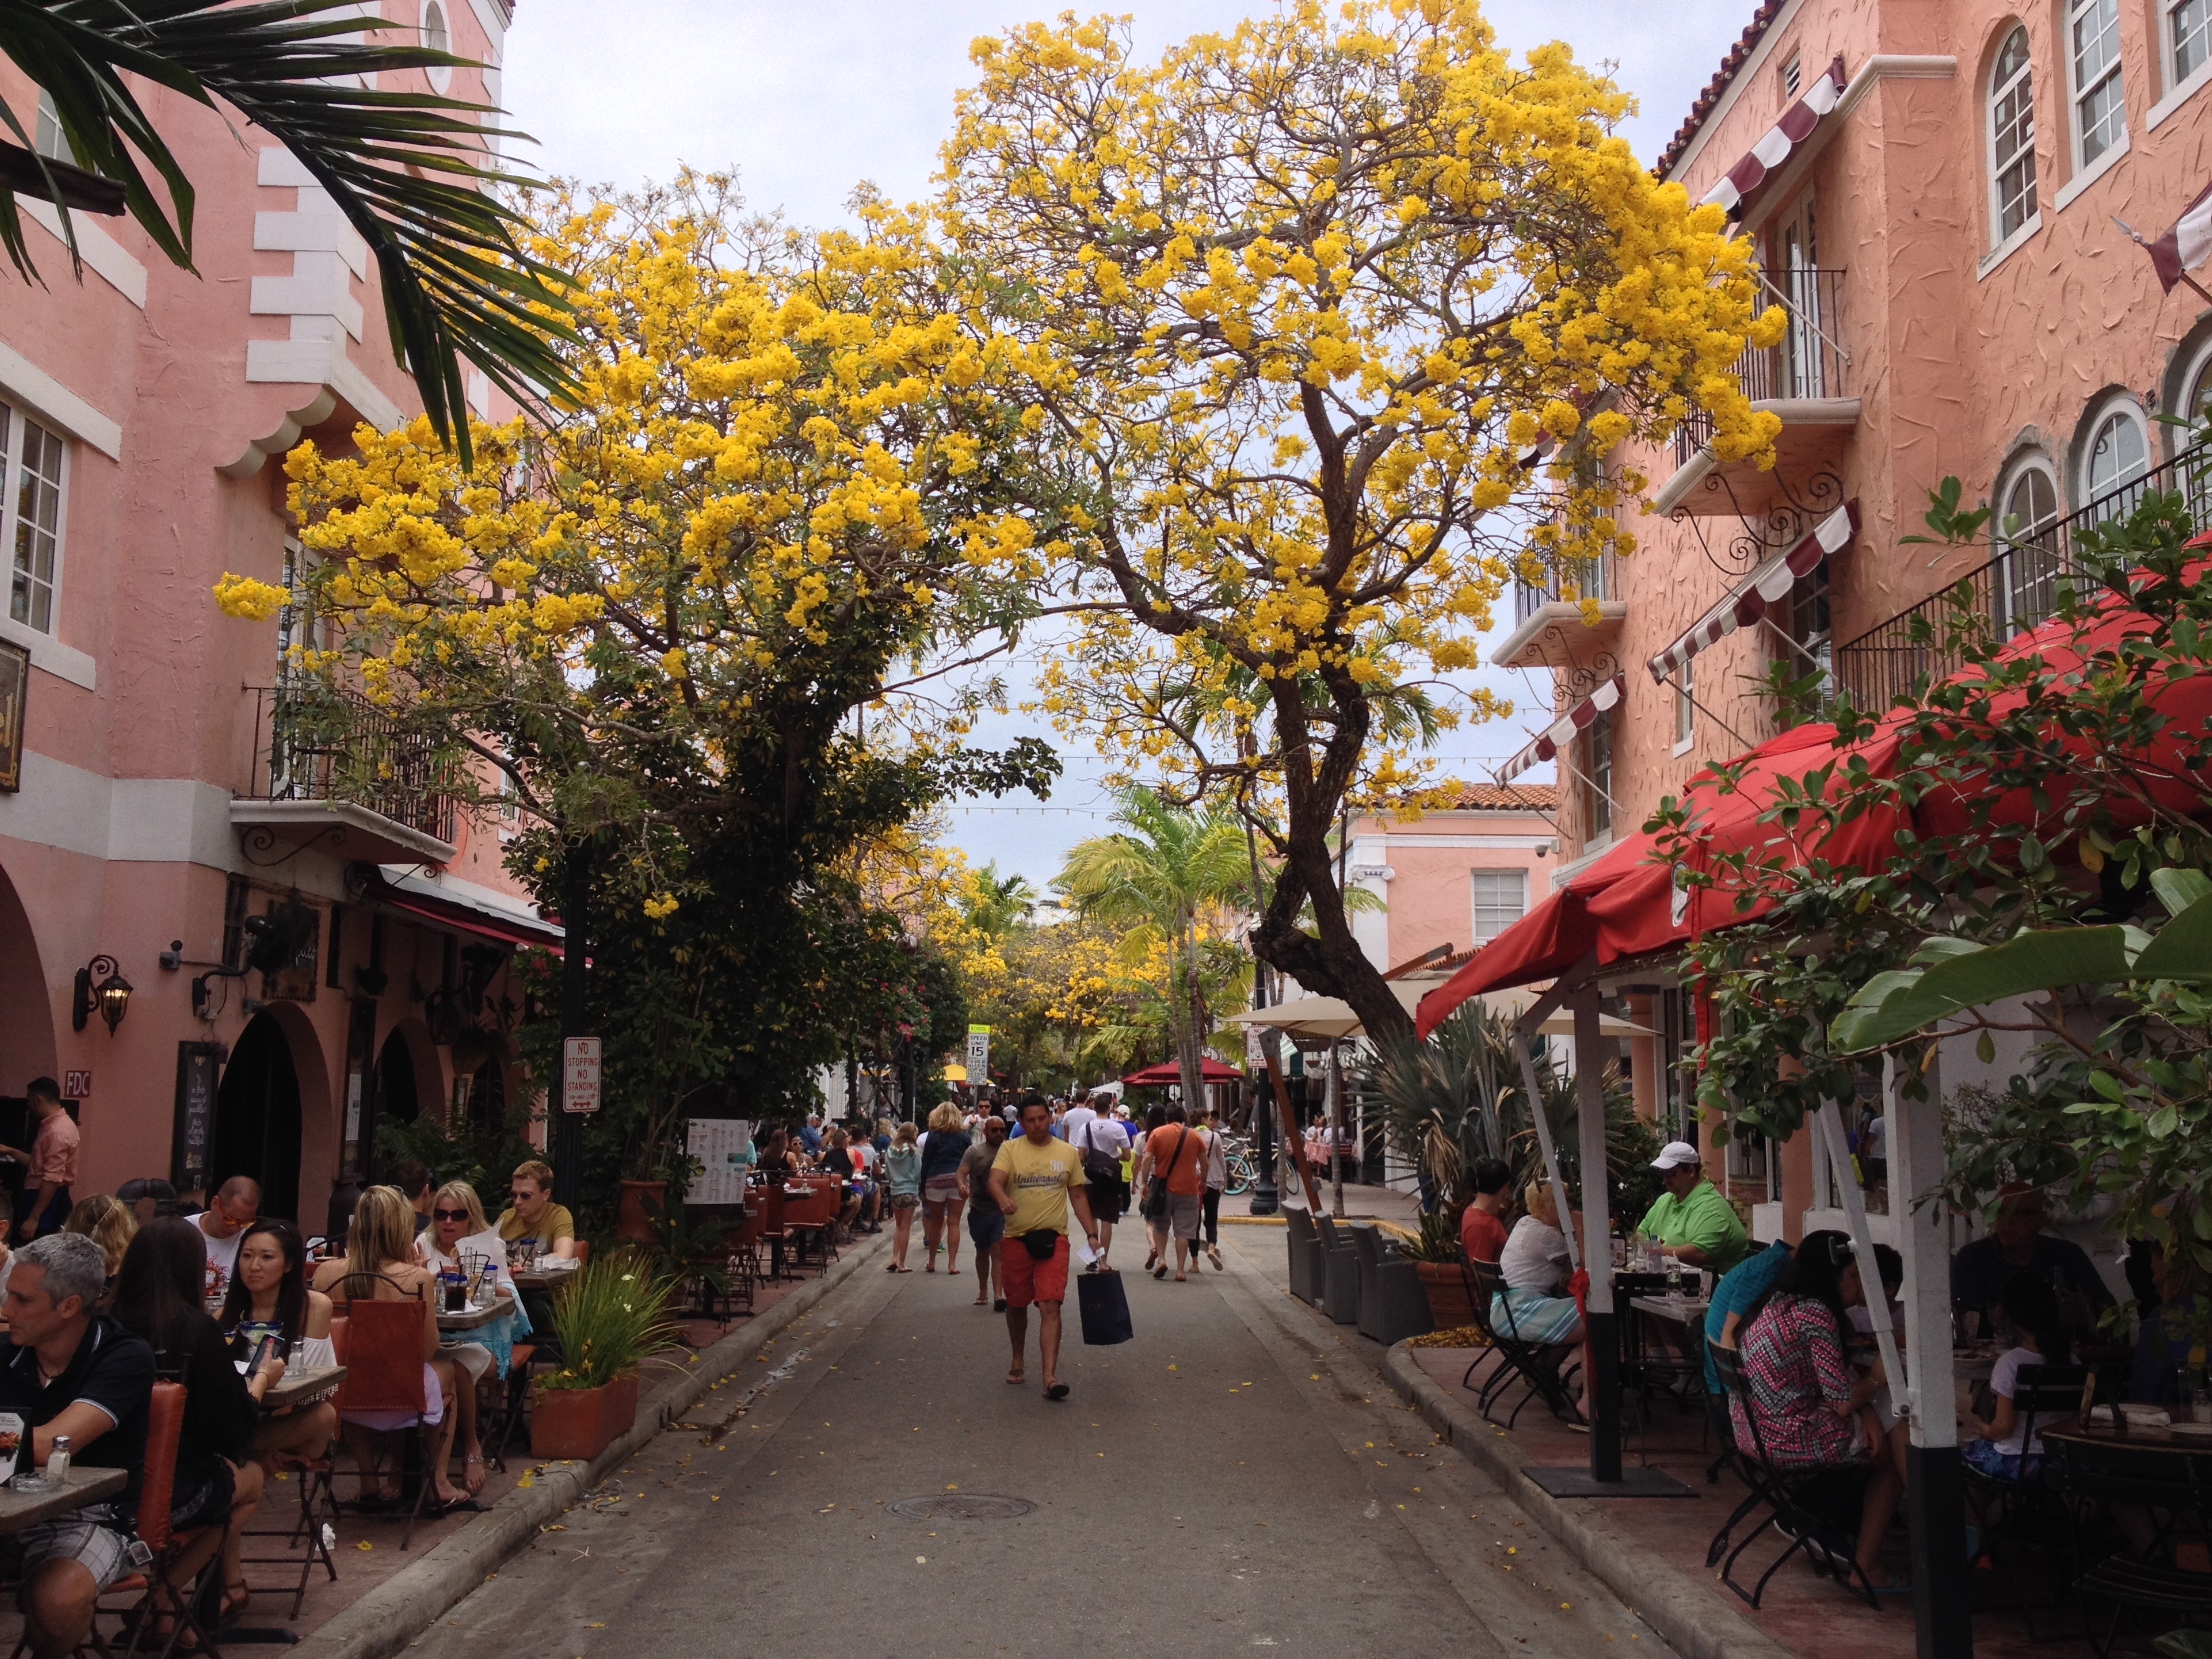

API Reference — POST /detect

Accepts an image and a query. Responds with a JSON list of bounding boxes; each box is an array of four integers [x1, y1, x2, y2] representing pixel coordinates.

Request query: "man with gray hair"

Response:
[[0, 1233, 155, 1659]]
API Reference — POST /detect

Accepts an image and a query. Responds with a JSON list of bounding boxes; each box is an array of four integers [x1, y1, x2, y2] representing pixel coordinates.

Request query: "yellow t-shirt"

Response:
[[497, 1202, 576, 1248], [991, 1135, 1085, 1237]]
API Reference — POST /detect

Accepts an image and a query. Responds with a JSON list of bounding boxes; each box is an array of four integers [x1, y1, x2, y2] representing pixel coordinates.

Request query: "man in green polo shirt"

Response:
[[1637, 1141, 1748, 1273]]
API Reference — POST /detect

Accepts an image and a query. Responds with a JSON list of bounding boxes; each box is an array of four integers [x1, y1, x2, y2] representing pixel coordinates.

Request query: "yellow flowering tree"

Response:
[[935, 3, 1782, 1040]]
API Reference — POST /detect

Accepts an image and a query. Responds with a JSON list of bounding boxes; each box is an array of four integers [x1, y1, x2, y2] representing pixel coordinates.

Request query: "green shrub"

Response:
[[538, 1246, 682, 1392]]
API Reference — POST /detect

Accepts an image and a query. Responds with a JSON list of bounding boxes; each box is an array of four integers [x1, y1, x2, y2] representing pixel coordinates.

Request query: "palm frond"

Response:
[[1, 0, 577, 464]]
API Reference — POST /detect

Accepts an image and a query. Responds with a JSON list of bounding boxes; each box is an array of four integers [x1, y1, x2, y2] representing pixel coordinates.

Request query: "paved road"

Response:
[[413, 1232, 1674, 1659]]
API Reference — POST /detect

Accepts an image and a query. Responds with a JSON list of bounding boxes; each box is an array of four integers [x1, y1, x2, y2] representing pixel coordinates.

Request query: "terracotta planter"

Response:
[[1414, 1261, 1474, 1329], [615, 1179, 665, 1244], [531, 1369, 641, 1462]]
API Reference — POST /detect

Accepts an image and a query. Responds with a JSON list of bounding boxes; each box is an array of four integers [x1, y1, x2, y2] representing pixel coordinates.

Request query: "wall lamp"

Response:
[[73, 955, 134, 1034]]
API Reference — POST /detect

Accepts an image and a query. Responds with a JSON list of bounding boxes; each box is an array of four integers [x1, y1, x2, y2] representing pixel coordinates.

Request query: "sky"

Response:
[[499, 0, 1755, 889]]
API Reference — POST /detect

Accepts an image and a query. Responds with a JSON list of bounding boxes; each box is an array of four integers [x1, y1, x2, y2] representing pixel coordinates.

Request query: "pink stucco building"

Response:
[[0, 1, 550, 1230], [1344, 784, 1561, 974], [1494, 0, 2212, 1240]]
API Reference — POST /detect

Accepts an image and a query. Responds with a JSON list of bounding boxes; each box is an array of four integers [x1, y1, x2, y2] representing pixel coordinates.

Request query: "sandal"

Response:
[[1044, 1382, 1070, 1401], [463, 1451, 487, 1495], [993, 1298, 1008, 1313], [1153, 1264, 1168, 1279], [220, 1580, 251, 1621]]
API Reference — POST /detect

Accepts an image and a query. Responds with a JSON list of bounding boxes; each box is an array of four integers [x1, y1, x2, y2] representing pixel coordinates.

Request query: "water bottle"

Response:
[[1665, 1256, 1685, 1300], [44, 1435, 70, 1486]]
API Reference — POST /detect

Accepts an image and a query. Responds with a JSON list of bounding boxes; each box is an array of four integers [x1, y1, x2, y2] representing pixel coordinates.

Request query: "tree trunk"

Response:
[[1174, 915, 1206, 1118]]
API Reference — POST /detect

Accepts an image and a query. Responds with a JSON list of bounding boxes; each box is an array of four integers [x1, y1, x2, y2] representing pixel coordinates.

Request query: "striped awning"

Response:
[[1497, 675, 1626, 783], [1647, 500, 1859, 682], [1700, 57, 1847, 222]]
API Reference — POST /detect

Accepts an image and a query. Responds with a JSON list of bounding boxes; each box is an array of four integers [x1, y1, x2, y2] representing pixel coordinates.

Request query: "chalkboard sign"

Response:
[[173, 1042, 221, 1191]]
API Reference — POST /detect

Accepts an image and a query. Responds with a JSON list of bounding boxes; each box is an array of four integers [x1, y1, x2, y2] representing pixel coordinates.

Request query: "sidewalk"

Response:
[[1219, 1178, 1421, 1225]]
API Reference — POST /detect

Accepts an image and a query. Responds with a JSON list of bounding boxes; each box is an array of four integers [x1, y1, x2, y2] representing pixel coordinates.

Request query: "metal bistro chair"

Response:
[[1708, 1339, 1878, 1610], [1963, 1362, 2089, 1637], [2046, 1431, 2212, 1658], [1313, 1215, 1361, 1328], [1349, 1223, 1433, 1347], [1460, 1255, 1580, 1429], [88, 1380, 218, 1659], [328, 1280, 442, 1551]]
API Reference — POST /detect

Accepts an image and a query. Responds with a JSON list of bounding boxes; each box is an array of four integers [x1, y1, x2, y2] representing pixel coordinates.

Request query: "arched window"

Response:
[[421, 1, 453, 93], [1994, 462, 2060, 633], [1988, 26, 2037, 245], [2082, 403, 2149, 518]]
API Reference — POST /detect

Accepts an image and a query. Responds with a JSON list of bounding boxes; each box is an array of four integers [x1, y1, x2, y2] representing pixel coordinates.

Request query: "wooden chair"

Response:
[[94, 1381, 217, 1659], [328, 1285, 441, 1550]]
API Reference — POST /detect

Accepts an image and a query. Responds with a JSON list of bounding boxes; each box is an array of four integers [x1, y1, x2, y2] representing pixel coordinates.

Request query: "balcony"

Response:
[[232, 686, 461, 866], [1654, 268, 1860, 518], [1494, 550, 1626, 670], [1833, 444, 2212, 708]]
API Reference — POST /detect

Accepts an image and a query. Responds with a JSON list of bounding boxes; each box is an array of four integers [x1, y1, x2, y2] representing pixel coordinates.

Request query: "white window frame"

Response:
[[2078, 397, 2151, 510], [0, 398, 70, 638], [420, 0, 454, 94], [2173, 0, 2212, 90], [1469, 869, 1527, 947], [1987, 25, 2039, 247], [1584, 714, 1614, 842], [2067, 0, 2128, 171], [1992, 455, 2061, 634], [1673, 658, 1695, 754]]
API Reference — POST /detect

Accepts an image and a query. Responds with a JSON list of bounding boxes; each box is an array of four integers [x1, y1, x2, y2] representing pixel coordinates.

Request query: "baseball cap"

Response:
[[1650, 1140, 1702, 1171]]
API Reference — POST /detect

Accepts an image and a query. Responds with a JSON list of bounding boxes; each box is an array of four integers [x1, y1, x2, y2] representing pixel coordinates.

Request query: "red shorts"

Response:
[[1001, 1232, 1069, 1309]]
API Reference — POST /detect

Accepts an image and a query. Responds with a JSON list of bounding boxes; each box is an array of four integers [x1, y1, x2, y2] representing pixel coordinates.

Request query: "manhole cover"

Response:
[[886, 1494, 1036, 1521]]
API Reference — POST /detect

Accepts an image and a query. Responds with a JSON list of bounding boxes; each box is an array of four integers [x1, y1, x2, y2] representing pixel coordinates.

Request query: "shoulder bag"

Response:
[[1141, 1126, 1191, 1221]]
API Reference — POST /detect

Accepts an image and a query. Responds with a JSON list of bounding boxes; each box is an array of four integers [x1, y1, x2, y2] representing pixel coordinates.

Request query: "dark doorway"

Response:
[[376, 1031, 420, 1126], [213, 1013, 303, 1223], [463, 1061, 506, 1134]]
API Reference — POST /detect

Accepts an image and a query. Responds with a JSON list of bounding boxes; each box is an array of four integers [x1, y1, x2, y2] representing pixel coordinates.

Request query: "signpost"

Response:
[[964, 1024, 991, 1079], [562, 1037, 601, 1114]]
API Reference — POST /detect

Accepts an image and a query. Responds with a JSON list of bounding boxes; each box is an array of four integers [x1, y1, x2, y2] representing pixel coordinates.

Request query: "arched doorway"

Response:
[[375, 1030, 420, 1126], [213, 1012, 303, 1222]]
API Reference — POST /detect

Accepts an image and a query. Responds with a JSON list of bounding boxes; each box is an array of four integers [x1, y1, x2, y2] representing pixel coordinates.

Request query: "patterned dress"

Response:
[[1732, 1292, 1868, 1467]]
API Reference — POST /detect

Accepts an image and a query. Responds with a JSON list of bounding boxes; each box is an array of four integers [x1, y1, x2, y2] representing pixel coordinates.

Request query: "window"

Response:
[[1778, 562, 1832, 726], [276, 539, 318, 678], [1, 403, 66, 634], [1584, 712, 1613, 840], [1994, 464, 2061, 632], [2069, 0, 2127, 167], [2174, 0, 2212, 86], [1988, 26, 2038, 242], [33, 92, 78, 166], [1673, 657, 1694, 747], [421, 1, 453, 93], [2082, 403, 2150, 517], [1470, 870, 1527, 946]]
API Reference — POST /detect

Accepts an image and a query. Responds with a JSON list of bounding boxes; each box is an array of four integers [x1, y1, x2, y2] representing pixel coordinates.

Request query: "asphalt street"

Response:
[[410, 1230, 1676, 1659]]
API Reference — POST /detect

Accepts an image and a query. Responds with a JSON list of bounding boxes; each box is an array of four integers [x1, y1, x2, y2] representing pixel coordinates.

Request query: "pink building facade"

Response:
[[1344, 785, 1561, 972], [0, 1, 550, 1230], [1492, 0, 2212, 1244]]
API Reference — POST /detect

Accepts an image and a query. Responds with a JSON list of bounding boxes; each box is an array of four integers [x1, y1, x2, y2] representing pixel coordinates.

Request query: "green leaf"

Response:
[[2150, 1105, 2180, 1139], [2150, 865, 2212, 917], [1830, 927, 2134, 1051], [2133, 884, 2212, 980], [1975, 1030, 1996, 1064]]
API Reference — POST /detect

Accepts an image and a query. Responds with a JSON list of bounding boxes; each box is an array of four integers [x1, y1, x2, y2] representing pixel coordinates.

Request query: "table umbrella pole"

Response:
[[1572, 981, 1620, 1483]]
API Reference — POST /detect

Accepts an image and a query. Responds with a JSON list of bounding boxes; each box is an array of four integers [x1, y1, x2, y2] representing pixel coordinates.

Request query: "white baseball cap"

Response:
[[1650, 1140, 1702, 1171]]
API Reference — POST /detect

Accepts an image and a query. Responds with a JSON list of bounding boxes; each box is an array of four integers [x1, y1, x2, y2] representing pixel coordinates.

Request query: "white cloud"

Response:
[[499, 0, 1750, 886]]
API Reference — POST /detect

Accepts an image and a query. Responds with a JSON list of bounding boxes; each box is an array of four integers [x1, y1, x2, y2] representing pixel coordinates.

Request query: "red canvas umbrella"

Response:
[[1118, 1057, 1246, 1086]]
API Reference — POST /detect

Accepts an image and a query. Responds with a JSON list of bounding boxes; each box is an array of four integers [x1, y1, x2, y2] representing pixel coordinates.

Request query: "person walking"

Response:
[[1131, 1104, 1167, 1273], [959, 1115, 1008, 1310], [987, 1096, 1099, 1401], [1136, 1103, 1206, 1282], [0, 1079, 78, 1242], [1198, 1105, 1227, 1272], [1071, 1093, 1129, 1271], [918, 1103, 972, 1273], [883, 1123, 923, 1272]]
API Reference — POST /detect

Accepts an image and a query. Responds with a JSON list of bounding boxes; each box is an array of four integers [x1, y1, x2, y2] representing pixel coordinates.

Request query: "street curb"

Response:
[[1380, 1343, 1797, 1659], [290, 1231, 888, 1659]]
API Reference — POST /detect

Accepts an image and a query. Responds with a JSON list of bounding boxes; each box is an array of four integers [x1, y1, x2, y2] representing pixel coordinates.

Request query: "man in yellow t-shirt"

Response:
[[495, 1160, 577, 1258], [989, 1095, 1099, 1401]]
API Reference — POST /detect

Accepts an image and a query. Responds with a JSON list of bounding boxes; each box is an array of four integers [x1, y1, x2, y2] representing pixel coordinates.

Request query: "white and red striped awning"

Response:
[[2149, 180, 2212, 293], [1699, 56, 1847, 222], [1646, 500, 1860, 682], [1497, 675, 1626, 783]]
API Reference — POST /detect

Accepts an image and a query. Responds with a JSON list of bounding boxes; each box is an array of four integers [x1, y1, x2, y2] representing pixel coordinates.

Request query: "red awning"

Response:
[[1418, 577, 2212, 1033], [1498, 675, 1626, 783], [1120, 1057, 1245, 1086], [1700, 56, 1848, 222], [1648, 502, 1858, 682], [375, 886, 565, 953]]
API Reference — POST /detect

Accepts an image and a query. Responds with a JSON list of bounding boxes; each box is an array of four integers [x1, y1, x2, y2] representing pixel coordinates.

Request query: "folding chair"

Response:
[[2046, 1434, 2212, 1658], [328, 1285, 442, 1551], [237, 1351, 342, 1618], [1460, 1256, 1580, 1429], [1708, 1340, 1877, 1610], [1963, 1362, 2087, 1636], [95, 1381, 220, 1659]]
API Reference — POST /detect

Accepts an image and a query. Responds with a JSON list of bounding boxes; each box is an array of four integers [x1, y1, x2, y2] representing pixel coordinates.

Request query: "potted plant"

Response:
[[531, 1246, 681, 1461], [1395, 1210, 1475, 1328]]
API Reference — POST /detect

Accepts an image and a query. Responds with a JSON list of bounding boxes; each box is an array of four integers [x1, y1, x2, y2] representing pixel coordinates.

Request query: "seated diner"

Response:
[[1950, 1183, 2115, 1334], [1494, 1181, 1584, 1348], [422, 1180, 528, 1496], [1635, 1141, 1749, 1273]]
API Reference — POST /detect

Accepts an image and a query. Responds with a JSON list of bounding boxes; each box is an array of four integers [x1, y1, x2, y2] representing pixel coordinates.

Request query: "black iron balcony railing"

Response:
[[1832, 443, 2212, 710], [245, 684, 459, 847], [1512, 548, 1620, 626], [1672, 268, 1850, 471]]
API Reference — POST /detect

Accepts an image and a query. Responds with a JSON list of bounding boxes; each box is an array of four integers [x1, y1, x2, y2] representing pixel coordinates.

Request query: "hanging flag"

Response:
[[2148, 183, 2212, 295]]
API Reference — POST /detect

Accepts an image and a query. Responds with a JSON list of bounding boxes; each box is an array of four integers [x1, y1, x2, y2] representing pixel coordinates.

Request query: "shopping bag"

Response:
[[1076, 1268, 1134, 1346]]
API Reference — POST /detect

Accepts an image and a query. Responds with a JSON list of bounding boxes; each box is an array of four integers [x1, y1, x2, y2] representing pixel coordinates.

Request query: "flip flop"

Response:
[[993, 1298, 1008, 1313], [1044, 1382, 1070, 1401], [1153, 1264, 1168, 1279]]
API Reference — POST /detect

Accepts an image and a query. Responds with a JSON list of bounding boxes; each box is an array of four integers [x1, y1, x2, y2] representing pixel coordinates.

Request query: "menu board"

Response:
[[686, 1118, 752, 1206]]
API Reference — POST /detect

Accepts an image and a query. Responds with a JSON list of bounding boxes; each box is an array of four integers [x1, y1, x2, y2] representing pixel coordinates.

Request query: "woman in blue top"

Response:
[[884, 1123, 924, 1272]]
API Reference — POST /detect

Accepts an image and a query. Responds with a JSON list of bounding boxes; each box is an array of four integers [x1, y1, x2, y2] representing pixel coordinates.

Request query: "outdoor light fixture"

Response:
[[72, 955, 134, 1034]]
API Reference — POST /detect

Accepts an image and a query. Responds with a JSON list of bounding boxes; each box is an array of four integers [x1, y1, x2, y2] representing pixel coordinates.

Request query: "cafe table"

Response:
[[260, 1365, 346, 1412], [511, 1263, 579, 1294], [1629, 1294, 1712, 1326], [0, 1466, 126, 1533], [435, 1291, 514, 1332], [2043, 1417, 2212, 1457]]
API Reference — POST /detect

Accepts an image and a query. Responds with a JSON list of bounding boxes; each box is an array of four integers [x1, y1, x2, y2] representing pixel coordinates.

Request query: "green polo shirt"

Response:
[[1637, 1179, 1749, 1271]]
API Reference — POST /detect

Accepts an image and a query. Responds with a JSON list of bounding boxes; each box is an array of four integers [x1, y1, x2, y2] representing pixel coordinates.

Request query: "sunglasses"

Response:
[[434, 1208, 472, 1222]]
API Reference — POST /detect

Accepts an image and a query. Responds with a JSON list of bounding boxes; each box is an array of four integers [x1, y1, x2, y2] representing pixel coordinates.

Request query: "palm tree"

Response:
[[2, 0, 574, 462], [961, 863, 1038, 939], [1057, 787, 1250, 1109]]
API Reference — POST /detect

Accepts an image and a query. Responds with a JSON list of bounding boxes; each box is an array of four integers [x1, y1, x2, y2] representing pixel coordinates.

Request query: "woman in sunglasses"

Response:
[[420, 1181, 526, 1496]]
